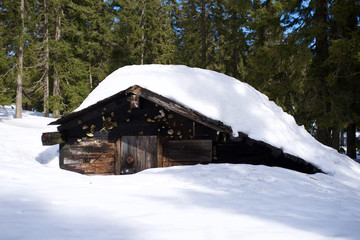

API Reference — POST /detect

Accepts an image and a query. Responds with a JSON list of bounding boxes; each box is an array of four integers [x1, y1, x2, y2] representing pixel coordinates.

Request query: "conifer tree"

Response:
[[328, 0, 360, 157], [246, 0, 310, 116], [43, 0, 50, 117], [176, 0, 212, 68], [51, 1, 63, 118], [112, 0, 177, 66], [15, 0, 25, 118], [209, 0, 250, 79]]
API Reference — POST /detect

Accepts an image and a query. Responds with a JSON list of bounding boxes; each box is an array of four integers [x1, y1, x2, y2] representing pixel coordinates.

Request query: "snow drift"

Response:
[[73, 65, 359, 180], [1, 106, 360, 240]]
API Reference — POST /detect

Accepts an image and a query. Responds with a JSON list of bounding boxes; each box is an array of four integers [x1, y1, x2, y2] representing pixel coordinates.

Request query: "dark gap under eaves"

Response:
[[214, 132, 323, 174]]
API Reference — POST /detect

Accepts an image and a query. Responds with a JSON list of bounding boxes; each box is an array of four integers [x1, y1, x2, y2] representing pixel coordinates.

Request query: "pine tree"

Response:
[[328, 0, 360, 157], [51, 1, 63, 118], [307, 0, 335, 147], [275, 0, 338, 148], [112, 0, 177, 66], [0, 2, 17, 105], [209, 0, 250, 79], [46, 0, 116, 113], [43, 0, 50, 117], [15, 0, 25, 118], [246, 0, 309, 116], [176, 0, 212, 68]]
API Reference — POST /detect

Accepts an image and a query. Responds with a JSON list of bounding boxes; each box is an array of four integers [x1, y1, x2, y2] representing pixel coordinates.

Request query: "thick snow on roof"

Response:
[[76, 64, 360, 179]]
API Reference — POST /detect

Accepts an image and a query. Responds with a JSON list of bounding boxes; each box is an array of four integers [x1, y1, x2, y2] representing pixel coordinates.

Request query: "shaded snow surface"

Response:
[[74, 64, 359, 178], [1, 106, 360, 240]]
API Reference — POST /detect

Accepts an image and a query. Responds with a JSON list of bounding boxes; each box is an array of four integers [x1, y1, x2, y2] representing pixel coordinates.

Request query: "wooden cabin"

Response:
[[42, 85, 321, 175]]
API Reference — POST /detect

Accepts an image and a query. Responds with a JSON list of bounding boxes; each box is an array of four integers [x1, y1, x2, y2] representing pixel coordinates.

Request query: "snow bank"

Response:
[[1, 106, 360, 240], [74, 65, 360, 180]]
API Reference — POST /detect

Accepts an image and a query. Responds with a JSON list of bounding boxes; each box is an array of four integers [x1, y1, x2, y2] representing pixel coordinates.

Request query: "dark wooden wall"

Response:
[[58, 93, 218, 174], [60, 134, 115, 174], [56, 92, 321, 175], [115, 136, 158, 174], [157, 137, 214, 168]]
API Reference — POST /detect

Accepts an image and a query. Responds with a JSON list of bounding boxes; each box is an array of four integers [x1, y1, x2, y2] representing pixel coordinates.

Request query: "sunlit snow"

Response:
[[1, 65, 360, 240], [1, 109, 360, 239]]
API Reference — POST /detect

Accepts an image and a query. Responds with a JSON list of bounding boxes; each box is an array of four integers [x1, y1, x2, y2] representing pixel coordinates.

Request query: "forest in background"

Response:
[[0, 0, 359, 157]]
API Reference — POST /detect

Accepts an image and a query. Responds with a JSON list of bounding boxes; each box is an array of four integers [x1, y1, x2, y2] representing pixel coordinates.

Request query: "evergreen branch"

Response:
[[336, 71, 360, 79], [0, 64, 17, 78], [24, 60, 46, 69]]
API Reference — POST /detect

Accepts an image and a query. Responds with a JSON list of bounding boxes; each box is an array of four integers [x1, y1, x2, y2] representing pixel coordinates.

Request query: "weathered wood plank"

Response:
[[41, 132, 64, 145], [59, 137, 115, 174], [157, 137, 166, 167], [114, 138, 121, 175], [137, 136, 146, 171], [120, 136, 129, 170], [127, 136, 137, 170], [117, 136, 158, 173], [169, 139, 212, 162], [130, 94, 140, 109], [145, 136, 157, 169]]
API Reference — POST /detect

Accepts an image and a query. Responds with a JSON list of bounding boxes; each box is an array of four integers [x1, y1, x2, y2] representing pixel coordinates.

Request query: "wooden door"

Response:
[[115, 136, 158, 174]]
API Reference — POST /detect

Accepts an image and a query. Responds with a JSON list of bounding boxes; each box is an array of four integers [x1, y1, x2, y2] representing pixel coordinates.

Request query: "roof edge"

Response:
[[49, 85, 233, 135], [127, 85, 232, 134]]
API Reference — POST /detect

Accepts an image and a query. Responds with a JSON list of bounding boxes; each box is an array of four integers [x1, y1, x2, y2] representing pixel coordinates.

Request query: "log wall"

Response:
[[60, 136, 115, 174], [157, 137, 213, 168]]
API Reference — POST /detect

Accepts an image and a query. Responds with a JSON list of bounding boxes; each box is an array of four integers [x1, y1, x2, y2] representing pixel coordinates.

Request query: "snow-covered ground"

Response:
[[1, 105, 360, 240]]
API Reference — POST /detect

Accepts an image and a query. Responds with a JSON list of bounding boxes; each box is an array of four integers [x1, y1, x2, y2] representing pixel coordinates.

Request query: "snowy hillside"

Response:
[[1, 106, 360, 240]]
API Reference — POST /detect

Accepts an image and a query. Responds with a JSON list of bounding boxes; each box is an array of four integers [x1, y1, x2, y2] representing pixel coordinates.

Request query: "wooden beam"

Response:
[[52, 85, 232, 136], [114, 138, 121, 175], [130, 94, 140, 109], [127, 85, 233, 134], [57, 98, 128, 132], [50, 91, 127, 126], [41, 132, 64, 145], [169, 139, 212, 162]]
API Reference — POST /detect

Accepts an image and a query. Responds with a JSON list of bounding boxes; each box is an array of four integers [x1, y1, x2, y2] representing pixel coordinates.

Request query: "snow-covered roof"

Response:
[[70, 64, 359, 177]]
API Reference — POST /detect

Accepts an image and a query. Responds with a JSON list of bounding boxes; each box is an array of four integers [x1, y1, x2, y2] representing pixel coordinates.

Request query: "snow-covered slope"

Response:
[[1, 106, 360, 240], [74, 65, 359, 179]]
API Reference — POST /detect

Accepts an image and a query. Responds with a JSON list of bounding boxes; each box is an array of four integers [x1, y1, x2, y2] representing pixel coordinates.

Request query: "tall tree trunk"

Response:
[[200, 0, 207, 68], [332, 0, 358, 156], [89, 65, 93, 89], [140, 7, 145, 65], [346, 122, 356, 159], [52, 12, 61, 118], [43, 0, 50, 117], [15, 0, 25, 119], [340, 128, 345, 146], [331, 127, 340, 151], [313, 0, 329, 63], [312, 0, 332, 147]]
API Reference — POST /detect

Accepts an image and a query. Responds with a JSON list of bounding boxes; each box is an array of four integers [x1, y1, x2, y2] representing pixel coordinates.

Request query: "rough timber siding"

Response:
[[157, 137, 213, 168], [115, 136, 158, 174], [60, 137, 115, 174], [169, 139, 212, 162]]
